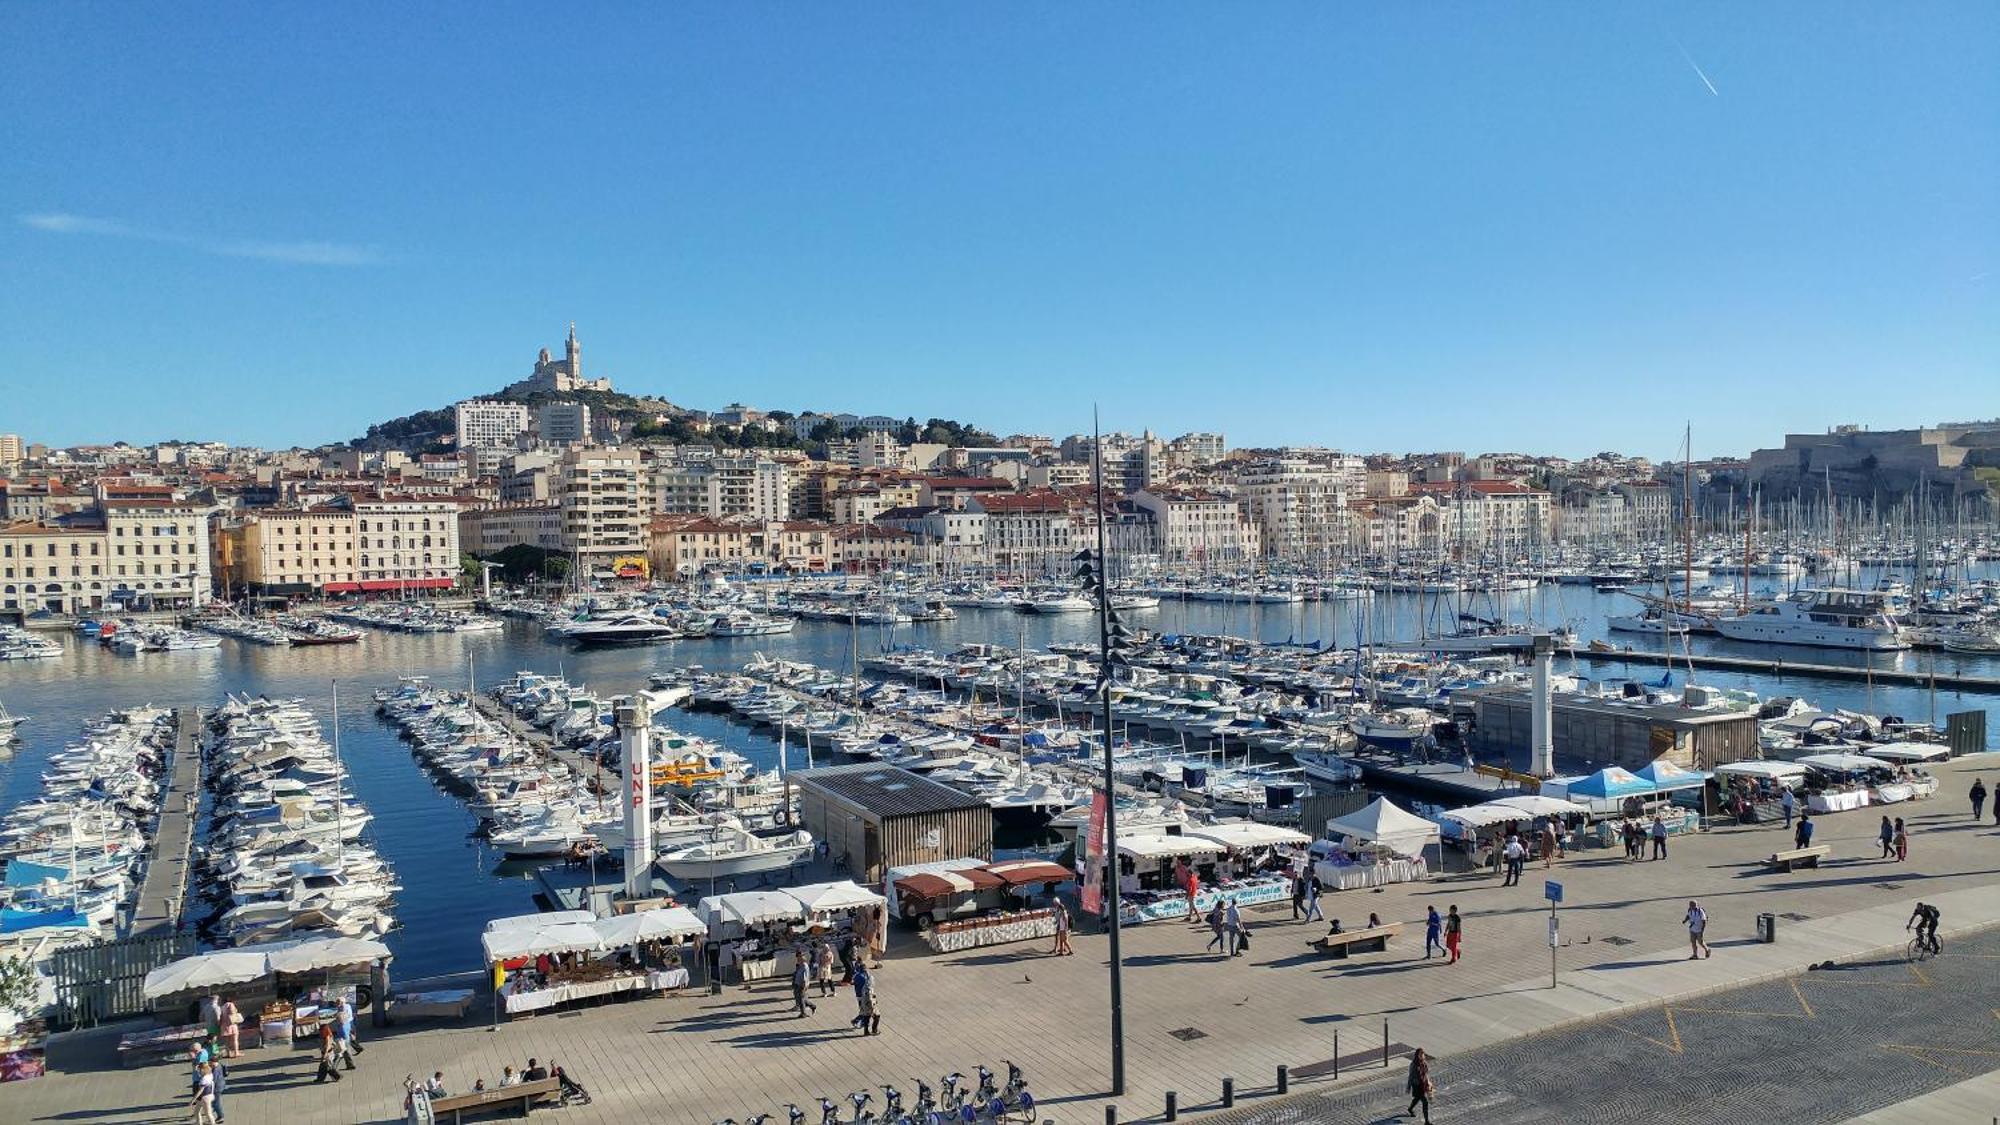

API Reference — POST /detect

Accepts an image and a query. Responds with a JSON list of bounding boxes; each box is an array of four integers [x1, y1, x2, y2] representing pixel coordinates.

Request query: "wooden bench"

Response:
[[1311, 923, 1402, 959], [427, 1077, 561, 1122], [1767, 845, 1829, 873]]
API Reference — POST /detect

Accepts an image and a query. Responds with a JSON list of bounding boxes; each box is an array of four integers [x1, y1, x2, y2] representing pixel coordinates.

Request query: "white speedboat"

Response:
[[654, 825, 814, 881]]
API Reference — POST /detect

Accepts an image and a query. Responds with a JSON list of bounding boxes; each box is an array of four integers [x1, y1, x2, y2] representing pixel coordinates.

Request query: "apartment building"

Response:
[[557, 447, 645, 577], [453, 399, 531, 450], [1236, 458, 1347, 559], [104, 499, 212, 608], [0, 521, 107, 613], [353, 497, 461, 591], [971, 490, 1081, 573], [459, 503, 565, 555], [238, 507, 358, 595]]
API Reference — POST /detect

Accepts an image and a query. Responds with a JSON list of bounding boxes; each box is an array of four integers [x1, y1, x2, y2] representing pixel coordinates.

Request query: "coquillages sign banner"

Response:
[[1081, 788, 1108, 915]]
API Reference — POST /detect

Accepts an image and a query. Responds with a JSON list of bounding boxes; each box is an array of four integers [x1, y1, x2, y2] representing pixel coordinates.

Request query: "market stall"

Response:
[[1796, 753, 1893, 813], [137, 936, 392, 1055], [885, 857, 996, 923], [1541, 766, 1657, 817], [1112, 831, 1234, 924], [694, 891, 809, 983]]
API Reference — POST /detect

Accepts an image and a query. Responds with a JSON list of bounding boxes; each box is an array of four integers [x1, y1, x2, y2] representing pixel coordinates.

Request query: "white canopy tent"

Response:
[[1183, 822, 1311, 851], [1115, 832, 1226, 860], [142, 949, 279, 1000], [1324, 798, 1441, 859], [696, 889, 809, 937], [481, 921, 607, 964], [786, 880, 887, 918], [262, 936, 392, 975], [1438, 803, 1529, 831], [590, 907, 706, 948], [1714, 760, 1809, 784], [1862, 742, 1951, 763], [1488, 795, 1591, 819], [142, 936, 393, 999], [486, 910, 594, 933], [1797, 752, 1892, 773]]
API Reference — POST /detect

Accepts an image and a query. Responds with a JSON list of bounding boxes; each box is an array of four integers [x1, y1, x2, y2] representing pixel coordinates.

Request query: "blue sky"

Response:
[[2, 4, 1993, 459]]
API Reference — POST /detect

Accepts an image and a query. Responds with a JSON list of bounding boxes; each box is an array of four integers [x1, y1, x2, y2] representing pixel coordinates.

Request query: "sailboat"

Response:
[[0, 700, 25, 740]]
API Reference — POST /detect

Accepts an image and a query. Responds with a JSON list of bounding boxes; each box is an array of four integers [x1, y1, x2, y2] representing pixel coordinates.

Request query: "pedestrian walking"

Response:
[[1184, 865, 1203, 923], [790, 950, 817, 1018], [1302, 874, 1324, 924], [1405, 1048, 1435, 1125], [1540, 820, 1559, 868], [1795, 814, 1814, 850], [1502, 835, 1524, 885], [191, 1062, 218, 1125], [1650, 814, 1668, 860], [1225, 898, 1244, 957], [313, 1025, 342, 1084], [850, 964, 873, 1034], [1878, 815, 1896, 859], [336, 995, 362, 1057], [219, 997, 241, 1058], [1683, 900, 1710, 959], [838, 932, 856, 984], [1972, 778, 1987, 822], [1204, 902, 1228, 954], [1894, 817, 1909, 862], [1051, 900, 1073, 956], [815, 938, 835, 997], [1781, 788, 1795, 828], [205, 1042, 227, 1124], [1424, 907, 1444, 959], [1444, 905, 1462, 964], [1291, 871, 1306, 920], [862, 974, 882, 1036]]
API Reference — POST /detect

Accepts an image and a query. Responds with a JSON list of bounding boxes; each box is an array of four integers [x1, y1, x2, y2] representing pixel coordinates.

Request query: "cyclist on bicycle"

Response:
[[1907, 902, 1941, 953]]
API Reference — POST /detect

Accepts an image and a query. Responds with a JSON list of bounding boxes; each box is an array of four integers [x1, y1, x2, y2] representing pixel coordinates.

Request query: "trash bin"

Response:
[[1756, 912, 1776, 943]]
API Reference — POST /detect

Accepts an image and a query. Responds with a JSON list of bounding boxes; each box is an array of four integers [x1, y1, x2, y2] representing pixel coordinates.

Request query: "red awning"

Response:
[[322, 582, 361, 593], [355, 578, 456, 592], [980, 861, 1073, 888], [893, 868, 1006, 901]]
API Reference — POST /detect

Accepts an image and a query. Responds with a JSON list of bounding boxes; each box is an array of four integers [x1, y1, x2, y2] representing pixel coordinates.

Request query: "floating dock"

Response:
[[1566, 647, 2000, 694], [129, 707, 201, 937]]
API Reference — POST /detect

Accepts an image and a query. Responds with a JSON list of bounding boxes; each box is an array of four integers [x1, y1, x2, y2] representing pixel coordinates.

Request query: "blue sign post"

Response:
[[1544, 881, 1562, 987]]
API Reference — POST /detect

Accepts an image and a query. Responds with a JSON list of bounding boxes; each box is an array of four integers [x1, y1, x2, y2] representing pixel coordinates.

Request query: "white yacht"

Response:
[[1714, 589, 1908, 651], [551, 613, 681, 647], [708, 609, 796, 637], [654, 825, 814, 881]]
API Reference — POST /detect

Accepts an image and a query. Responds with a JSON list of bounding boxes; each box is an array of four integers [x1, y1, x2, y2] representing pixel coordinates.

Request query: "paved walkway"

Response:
[[128, 708, 200, 937], [20, 752, 2000, 1124]]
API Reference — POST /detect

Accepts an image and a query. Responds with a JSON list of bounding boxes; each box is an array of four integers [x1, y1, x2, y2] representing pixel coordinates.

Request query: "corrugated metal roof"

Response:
[[795, 763, 990, 818]]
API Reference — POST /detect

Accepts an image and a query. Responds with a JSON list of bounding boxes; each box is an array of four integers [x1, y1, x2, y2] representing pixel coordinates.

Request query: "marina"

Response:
[[127, 709, 201, 937]]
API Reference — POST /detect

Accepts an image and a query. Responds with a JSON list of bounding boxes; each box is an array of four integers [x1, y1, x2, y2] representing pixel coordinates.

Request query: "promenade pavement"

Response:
[[17, 752, 2000, 1125]]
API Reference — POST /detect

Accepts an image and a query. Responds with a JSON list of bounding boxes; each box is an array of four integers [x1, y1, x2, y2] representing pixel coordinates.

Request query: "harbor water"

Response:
[[3, 578, 1996, 979]]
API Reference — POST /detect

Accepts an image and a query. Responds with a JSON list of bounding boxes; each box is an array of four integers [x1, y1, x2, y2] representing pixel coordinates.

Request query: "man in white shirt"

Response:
[[1503, 836, 1525, 886]]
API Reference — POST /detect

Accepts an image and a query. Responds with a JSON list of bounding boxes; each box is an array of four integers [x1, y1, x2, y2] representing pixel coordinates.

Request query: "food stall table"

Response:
[[1809, 790, 1870, 814]]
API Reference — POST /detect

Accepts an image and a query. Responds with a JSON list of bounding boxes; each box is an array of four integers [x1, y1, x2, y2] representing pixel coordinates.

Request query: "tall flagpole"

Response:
[[1092, 406, 1127, 1096]]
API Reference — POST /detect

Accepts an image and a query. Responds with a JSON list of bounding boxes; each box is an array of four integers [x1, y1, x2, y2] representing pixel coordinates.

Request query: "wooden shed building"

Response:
[[794, 764, 993, 885], [1463, 685, 1759, 771]]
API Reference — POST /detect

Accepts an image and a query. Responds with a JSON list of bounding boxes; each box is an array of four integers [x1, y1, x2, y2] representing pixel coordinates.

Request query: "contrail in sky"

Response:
[[1677, 43, 1720, 97]]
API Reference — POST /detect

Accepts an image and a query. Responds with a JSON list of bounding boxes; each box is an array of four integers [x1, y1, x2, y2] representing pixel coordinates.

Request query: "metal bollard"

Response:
[[1164, 1091, 1178, 1121], [1105, 1106, 1118, 1125], [1277, 1064, 1289, 1095], [1333, 1029, 1340, 1078], [1221, 1077, 1235, 1108], [1382, 1018, 1390, 1068]]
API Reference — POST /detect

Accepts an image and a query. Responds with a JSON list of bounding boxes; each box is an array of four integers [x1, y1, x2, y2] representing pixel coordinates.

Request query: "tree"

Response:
[[0, 955, 39, 1020], [808, 420, 842, 443]]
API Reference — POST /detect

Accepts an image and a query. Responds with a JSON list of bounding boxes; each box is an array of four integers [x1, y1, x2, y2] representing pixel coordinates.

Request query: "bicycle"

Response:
[[1906, 932, 1940, 962]]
